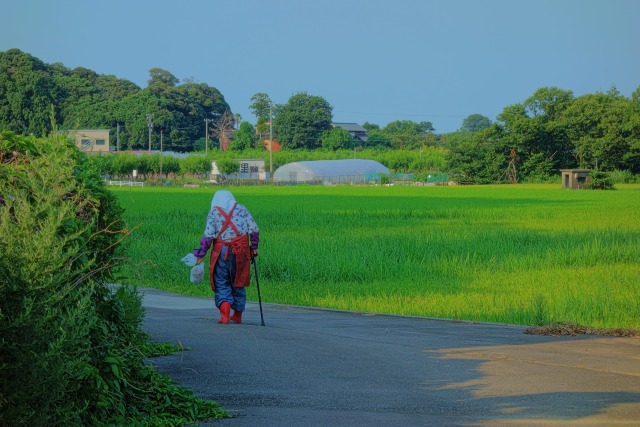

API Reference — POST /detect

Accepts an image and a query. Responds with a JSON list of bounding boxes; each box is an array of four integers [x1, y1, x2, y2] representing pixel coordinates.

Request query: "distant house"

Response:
[[332, 122, 368, 144], [67, 129, 110, 153]]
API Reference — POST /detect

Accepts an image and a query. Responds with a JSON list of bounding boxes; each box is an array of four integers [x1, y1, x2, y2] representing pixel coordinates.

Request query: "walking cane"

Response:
[[252, 256, 265, 326]]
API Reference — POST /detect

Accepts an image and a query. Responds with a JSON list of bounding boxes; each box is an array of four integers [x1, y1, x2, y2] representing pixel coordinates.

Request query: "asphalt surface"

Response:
[[141, 287, 640, 426]]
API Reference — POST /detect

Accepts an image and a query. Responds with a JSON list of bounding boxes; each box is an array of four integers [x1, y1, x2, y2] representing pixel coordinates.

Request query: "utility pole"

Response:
[[116, 123, 120, 151], [204, 118, 214, 156], [269, 102, 273, 182], [160, 129, 163, 178], [146, 114, 154, 151]]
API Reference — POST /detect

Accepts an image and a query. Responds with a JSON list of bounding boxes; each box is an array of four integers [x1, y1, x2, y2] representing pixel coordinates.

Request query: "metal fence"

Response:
[[107, 181, 144, 187]]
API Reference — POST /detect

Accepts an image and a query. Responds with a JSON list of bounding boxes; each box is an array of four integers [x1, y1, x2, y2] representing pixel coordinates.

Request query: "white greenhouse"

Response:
[[272, 159, 390, 184]]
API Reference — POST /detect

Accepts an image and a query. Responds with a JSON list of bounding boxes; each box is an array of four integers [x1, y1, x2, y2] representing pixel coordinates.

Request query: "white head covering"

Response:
[[210, 190, 236, 213]]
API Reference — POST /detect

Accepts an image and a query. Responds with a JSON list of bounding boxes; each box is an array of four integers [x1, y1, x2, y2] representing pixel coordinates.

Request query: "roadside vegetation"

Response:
[[0, 131, 226, 426], [114, 185, 640, 331]]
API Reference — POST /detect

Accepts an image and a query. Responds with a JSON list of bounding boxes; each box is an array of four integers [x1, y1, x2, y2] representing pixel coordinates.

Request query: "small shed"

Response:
[[560, 169, 591, 189], [273, 159, 389, 184]]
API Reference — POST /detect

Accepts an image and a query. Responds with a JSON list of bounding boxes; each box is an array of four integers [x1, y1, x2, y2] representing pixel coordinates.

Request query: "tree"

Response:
[[496, 87, 576, 177], [0, 49, 59, 135], [147, 68, 179, 92], [321, 127, 354, 151], [384, 120, 434, 134], [249, 92, 272, 138], [381, 120, 435, 149], [229, 121, 257, 151], [366, 131, 392, 149], [561, 93, 640, 172], [362, 121, 380, 131], [446, 127, 507, 184], [273, 92, 332, 150], [0, 50, 234, 152], [112, 90, 163, 150], [461, 114, 492, 133], [632, 85, 640, 103], [211, 110, 235, 151], [523, 86, 574, 120], [172, 82, 229, 151], [249, 92, 271, 122], [51, 63, 140, 132]]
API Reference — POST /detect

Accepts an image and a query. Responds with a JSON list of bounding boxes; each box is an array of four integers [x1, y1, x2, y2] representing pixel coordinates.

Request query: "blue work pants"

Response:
[[213, 245, 247, 312]]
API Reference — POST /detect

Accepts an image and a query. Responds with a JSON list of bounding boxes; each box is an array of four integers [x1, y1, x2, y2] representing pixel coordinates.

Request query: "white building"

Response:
[[65, 129, 111, 153], [212, 158, 267, 181]]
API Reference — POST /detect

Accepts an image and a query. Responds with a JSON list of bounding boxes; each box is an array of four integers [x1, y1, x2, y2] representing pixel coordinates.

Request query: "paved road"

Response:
[[141, 287, 640, 426]]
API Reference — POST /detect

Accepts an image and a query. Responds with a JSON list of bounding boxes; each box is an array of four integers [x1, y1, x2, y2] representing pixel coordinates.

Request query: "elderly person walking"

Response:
[[194, 190, 259, 324]]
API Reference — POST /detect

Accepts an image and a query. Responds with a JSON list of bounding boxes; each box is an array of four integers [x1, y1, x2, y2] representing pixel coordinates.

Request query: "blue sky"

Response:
[[3, 0, 639, 133]]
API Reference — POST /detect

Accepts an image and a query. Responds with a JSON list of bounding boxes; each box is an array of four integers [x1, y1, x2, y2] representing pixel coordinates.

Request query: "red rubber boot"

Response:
[[218, 302, 230, 324], [231, 310, 242, 324]]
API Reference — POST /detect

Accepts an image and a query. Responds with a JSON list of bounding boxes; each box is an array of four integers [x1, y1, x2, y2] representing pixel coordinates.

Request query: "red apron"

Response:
[[208, 203, 251, 291]]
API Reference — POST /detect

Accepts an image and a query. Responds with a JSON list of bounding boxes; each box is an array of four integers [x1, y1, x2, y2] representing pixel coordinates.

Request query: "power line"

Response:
[[332, 109, 496, 119]]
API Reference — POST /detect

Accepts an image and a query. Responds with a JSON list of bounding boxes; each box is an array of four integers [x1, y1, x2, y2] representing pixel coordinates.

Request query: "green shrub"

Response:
[[0, 131, 225, 426], [588, 170, 615, 190], [216, 156, 240, 175], [609, 169, 637, 184], [1, 131, 102, 424]]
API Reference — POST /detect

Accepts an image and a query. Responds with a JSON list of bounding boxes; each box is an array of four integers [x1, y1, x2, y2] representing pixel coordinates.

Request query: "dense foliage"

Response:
[[0, 131, 225, 425], [0, 49, 231, 151], [447, 86, 640, 183], [273, 92, 333, 150]]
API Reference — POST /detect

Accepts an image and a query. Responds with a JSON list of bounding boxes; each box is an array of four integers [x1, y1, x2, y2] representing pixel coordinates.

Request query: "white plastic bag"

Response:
[[181, 253, 197, 267], [190, 263, 204, 284]]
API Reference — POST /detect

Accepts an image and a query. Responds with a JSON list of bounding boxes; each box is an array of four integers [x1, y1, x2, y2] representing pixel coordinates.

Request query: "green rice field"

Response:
[[112, 184, 640, 329]]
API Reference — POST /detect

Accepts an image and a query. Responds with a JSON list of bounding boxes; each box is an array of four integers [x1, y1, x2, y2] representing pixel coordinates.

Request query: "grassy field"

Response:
[[112, 184, 640, 329]]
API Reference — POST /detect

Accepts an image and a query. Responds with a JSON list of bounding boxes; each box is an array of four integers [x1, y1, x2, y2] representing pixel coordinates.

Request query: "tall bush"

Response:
[[0, 131, 225, 425], [0, 131, 114, 424], [588, 170, 615, 190]]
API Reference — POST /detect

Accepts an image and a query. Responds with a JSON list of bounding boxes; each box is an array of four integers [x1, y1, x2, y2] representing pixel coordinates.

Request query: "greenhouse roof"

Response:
[[273, 159, 389, 182]]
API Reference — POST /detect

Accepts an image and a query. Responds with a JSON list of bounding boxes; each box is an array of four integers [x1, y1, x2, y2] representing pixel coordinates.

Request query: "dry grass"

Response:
[[525, 323, 640, 337]]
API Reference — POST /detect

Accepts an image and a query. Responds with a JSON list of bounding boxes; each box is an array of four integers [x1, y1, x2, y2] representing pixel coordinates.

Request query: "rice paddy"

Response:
[[113, 184, 640, 329]]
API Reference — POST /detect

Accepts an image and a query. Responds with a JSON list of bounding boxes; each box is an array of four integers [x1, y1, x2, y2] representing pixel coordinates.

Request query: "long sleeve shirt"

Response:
[[194, 203, 259, 258]]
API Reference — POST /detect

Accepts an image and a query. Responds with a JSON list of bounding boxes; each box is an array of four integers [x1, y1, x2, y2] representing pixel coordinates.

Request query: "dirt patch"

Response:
[[525, 323, 640, 338]]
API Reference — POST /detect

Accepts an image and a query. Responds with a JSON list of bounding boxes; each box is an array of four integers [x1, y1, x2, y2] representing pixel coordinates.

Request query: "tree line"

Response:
[[1, 48, 638, 182], [0, 48, 231, 152], [446, 86, 640, 183]]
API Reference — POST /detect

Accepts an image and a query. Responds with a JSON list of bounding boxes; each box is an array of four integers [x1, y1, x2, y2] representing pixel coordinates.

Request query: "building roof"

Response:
[[332, 123, 368, 133]]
